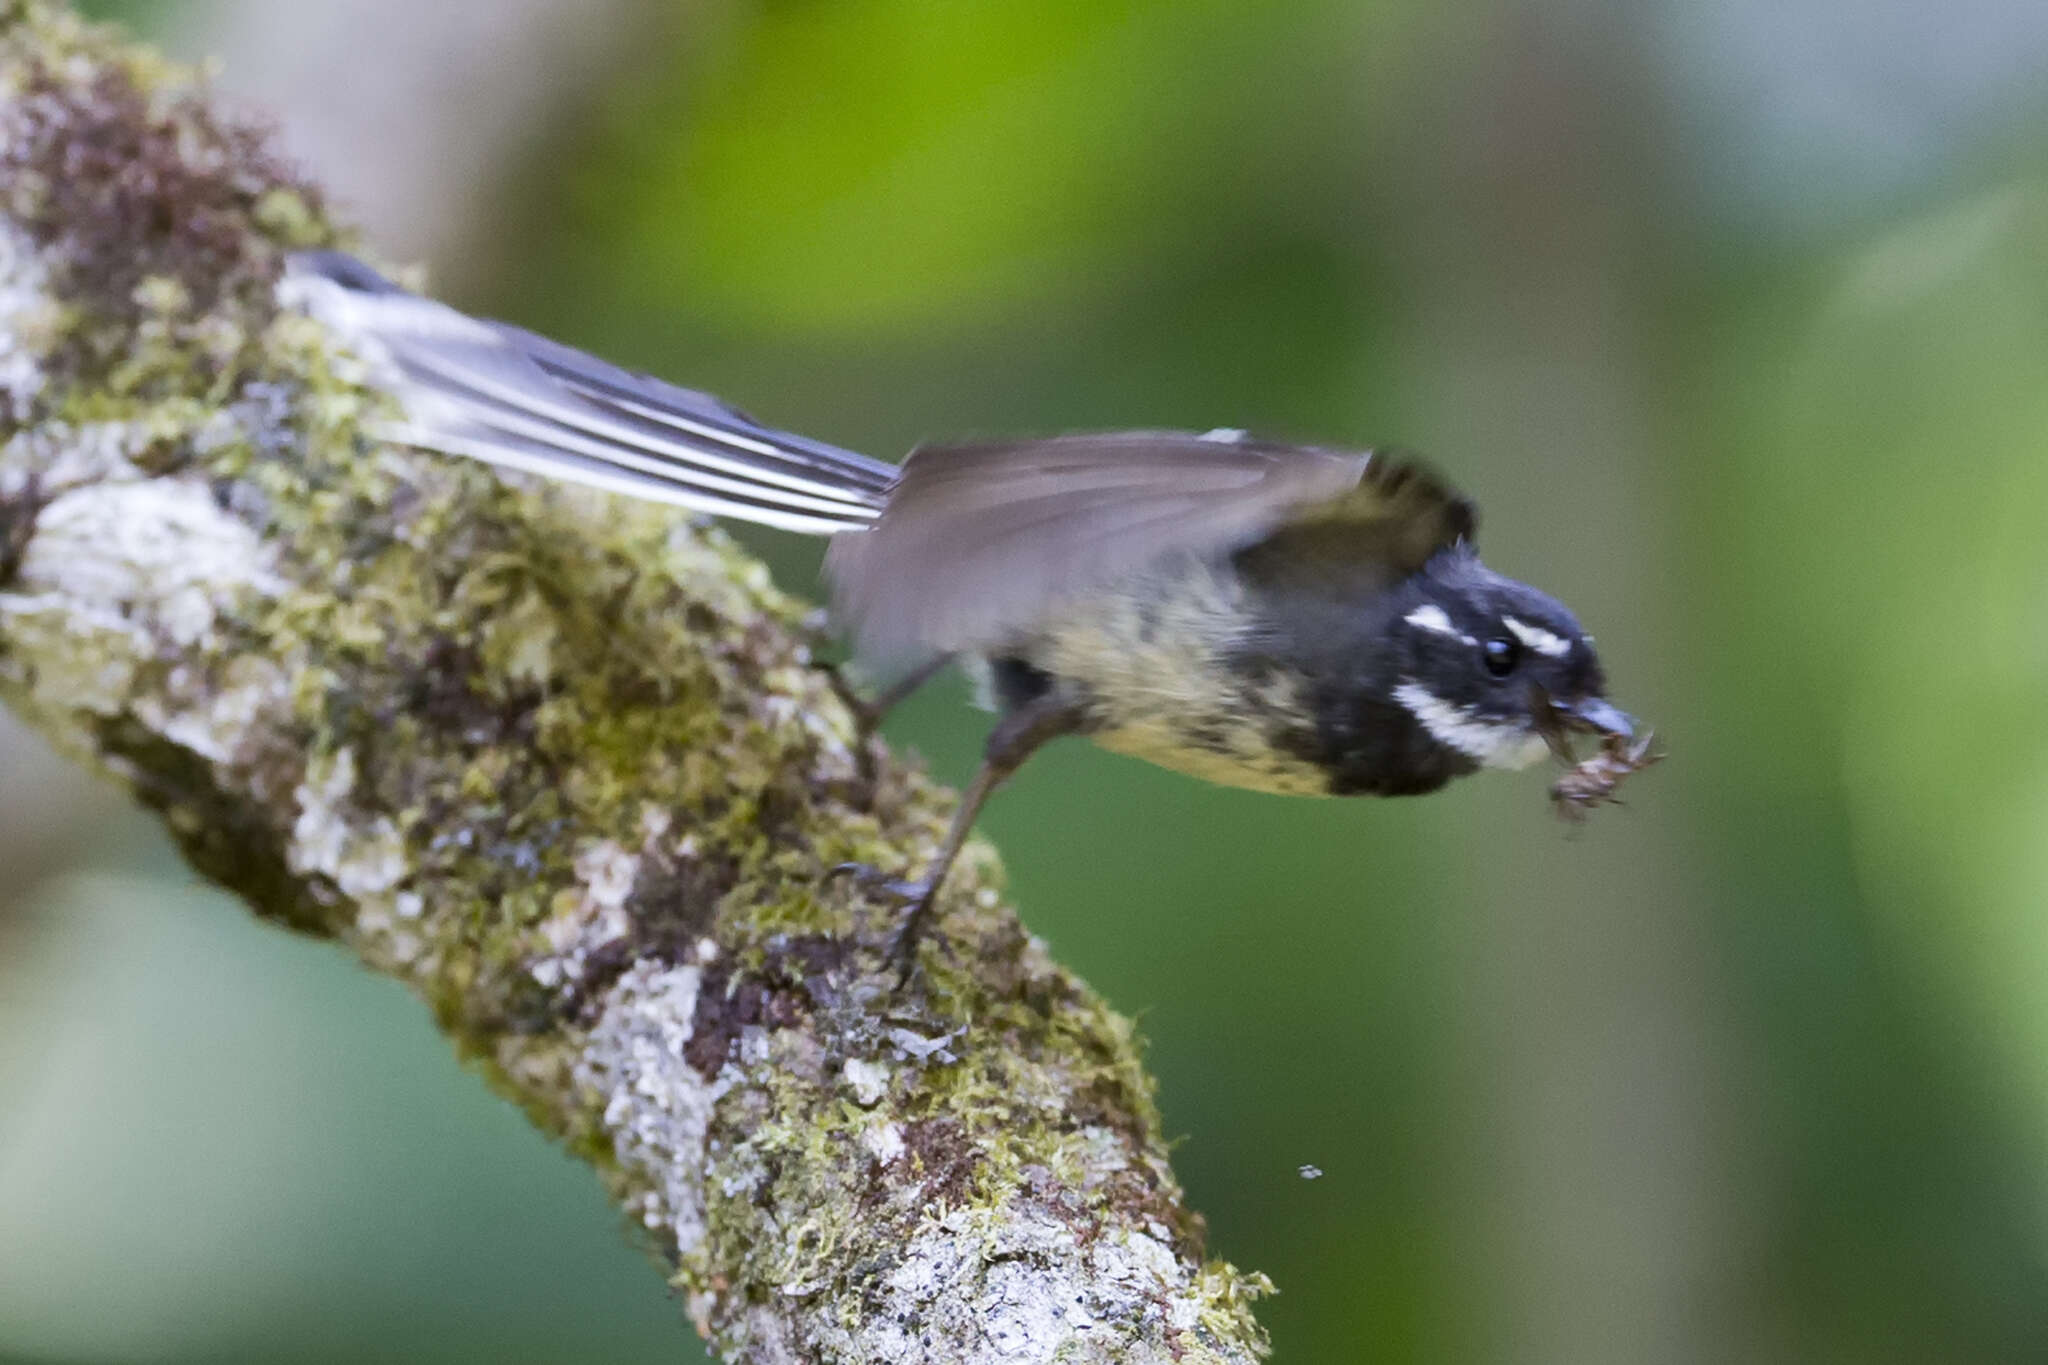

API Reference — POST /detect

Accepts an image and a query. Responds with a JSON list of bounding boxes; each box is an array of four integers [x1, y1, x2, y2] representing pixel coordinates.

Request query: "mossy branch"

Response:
[[0, 6, 1271, 1362]]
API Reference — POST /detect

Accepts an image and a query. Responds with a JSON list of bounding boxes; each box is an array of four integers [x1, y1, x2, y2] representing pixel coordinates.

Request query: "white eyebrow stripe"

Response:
[[1404, 604, 1476, 644], [1503, 616, 1573, 658]]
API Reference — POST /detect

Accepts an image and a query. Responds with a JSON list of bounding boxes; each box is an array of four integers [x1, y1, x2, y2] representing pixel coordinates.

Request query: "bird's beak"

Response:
[[1552, 695, 1636, 739]]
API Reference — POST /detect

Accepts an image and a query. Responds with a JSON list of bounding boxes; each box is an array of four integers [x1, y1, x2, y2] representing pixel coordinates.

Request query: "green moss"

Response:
[[0, 5, 1273, 1358]]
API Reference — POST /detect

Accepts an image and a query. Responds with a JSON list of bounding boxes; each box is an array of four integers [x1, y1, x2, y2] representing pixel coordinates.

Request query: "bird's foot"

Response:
[[823, 668, 891, 745], [829, 862, 940, 984], [799, 611, 884, 744]]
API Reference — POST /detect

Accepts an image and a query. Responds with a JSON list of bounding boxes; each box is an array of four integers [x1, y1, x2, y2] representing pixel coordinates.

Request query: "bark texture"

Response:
[[0, 6, 1272, 1361]]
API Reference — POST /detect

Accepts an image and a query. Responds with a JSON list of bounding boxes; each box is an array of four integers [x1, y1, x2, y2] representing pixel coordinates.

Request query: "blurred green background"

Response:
[[5, 1, 2048, 1361]]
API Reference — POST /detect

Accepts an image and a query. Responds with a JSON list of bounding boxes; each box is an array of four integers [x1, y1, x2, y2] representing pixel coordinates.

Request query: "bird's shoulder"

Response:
[[1235, 447, 1477, 593]]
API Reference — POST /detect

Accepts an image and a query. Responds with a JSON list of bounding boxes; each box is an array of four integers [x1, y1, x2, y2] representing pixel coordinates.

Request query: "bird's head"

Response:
[[1387, 549, 1632, 773]]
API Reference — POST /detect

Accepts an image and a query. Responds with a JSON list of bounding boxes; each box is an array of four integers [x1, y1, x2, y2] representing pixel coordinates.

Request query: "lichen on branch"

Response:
[[0, 4, 1272, 1362]]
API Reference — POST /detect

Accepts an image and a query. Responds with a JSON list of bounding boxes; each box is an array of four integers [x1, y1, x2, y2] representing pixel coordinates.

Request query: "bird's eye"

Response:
[[1482, 636, 1520, 677]]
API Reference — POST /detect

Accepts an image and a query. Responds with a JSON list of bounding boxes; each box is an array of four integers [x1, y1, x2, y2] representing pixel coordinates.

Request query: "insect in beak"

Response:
[[1530, 686, 1661, 819], [1530, 687, 1633, 761]]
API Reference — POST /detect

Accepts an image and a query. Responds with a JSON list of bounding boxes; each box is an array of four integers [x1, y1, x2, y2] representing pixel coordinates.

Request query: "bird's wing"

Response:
[[824, 431, 1473, 660], [1227, 449, 1478, 599], [284, 252, 897, 535]]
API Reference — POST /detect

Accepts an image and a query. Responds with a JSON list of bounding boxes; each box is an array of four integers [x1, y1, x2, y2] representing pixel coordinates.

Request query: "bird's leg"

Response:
[[844, 653, 953, 739], [837, 689, 1085, 981], [819, 649, 952, 742]]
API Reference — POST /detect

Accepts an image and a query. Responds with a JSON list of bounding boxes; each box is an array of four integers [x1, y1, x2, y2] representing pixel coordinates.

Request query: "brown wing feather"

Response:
[[825, 431, 1470, 661], [1231, 450, 1477, 598]]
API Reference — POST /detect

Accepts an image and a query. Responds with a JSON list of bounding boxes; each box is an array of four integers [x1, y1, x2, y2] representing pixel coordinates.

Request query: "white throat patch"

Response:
[[1391, 682, 1550, 770]]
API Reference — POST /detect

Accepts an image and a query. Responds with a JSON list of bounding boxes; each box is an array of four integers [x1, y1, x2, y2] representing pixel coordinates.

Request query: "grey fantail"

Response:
[[285, 251, 1654, 969]]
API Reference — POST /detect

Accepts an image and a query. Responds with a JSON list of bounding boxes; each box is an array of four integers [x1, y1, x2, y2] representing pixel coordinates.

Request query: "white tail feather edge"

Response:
[[280, 253, 896, 538]]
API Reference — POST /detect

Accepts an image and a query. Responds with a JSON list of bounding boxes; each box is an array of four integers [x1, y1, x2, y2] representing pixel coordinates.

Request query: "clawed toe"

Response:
[[828, 863, 939, 983], [828, 861, 933, 907]]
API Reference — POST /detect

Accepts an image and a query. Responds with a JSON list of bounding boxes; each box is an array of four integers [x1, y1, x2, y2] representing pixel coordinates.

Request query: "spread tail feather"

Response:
[[282, 251, 896, 536]]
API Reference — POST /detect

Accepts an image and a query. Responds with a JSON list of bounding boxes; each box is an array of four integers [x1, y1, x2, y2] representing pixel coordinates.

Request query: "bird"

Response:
[[284, 250, 1644, 968]]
